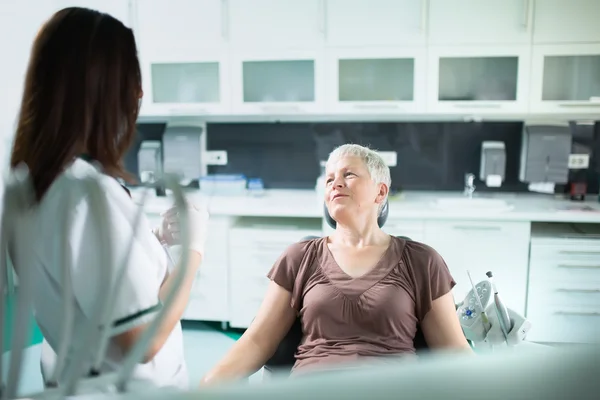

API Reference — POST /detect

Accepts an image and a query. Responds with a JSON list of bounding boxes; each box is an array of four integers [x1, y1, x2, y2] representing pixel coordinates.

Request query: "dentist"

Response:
[[7, 7, 207, 389]]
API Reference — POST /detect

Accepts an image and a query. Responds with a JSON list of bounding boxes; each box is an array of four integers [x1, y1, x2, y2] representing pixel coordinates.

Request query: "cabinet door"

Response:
[[427, 46, 531, 114], [424, 221, 531, 315], [228, 0, 324, 49], [231, 49, 325, 115], [529, 44, 600, 114], [326, 47, 427, 114], [429, 0, 532, 45], [533, 0, 600, 44], [325, 0, 426, 47]]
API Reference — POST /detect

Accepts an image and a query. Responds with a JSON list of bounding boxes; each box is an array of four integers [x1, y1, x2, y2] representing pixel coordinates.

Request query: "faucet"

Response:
[[464, 173, 476, 198]]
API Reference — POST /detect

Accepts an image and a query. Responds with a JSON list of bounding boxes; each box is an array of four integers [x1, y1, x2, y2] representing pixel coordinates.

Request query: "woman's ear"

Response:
[[375, 183, 389, 203]]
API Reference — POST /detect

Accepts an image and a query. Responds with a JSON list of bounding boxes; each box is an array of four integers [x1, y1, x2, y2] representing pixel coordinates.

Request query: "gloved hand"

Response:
[[153, 201, 209, 256]]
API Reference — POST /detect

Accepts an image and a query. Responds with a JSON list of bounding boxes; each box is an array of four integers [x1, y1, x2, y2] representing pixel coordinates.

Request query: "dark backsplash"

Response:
[[206, 121, 600, 194]]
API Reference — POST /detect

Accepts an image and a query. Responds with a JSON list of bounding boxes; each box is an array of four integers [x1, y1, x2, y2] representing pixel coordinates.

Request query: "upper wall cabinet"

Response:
[[227, 0, 324, 49], [326, 47, 427, 114], [533, 0, 600, 44], [427, 46, 531, 114], [429, 0, 533, 45], [529, 44, 600, 114], [231, 49, 326, 115], [136, 0, 231, 115], [325, 0, 426, 47]]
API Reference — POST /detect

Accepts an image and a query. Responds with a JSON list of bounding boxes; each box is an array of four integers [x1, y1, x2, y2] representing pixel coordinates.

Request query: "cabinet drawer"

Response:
[[526, 307, 600, 344], [529, 258, 600, 284], [382, 219, 425, 240], [230, 248, 282, 278], [229, 280, 267, 329], [230, 229, 321, 251], [425, 220, 530, 239], [528, 283, 600, 311]]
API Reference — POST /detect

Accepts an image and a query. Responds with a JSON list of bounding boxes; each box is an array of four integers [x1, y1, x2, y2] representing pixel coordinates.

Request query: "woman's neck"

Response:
[[331, 217, 389, 248]]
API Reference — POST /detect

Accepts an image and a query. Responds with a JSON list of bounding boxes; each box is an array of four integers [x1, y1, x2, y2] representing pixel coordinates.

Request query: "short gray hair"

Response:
[[327, 144, 392, 204]]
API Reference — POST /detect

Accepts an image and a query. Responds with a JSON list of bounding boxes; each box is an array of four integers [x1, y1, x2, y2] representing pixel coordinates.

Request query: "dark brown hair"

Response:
[[10, 7, 141, 201]]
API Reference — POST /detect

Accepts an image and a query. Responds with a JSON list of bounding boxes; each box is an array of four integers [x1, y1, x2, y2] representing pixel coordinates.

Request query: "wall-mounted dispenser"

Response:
[[519, 121, 572, 185], [138, 140, 165, 196], [480, 141, 506, 187], [163, 125, 203, 185]]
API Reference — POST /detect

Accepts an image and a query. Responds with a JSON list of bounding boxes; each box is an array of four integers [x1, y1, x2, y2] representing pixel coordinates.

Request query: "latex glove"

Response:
[[154, 201, 209, 255]]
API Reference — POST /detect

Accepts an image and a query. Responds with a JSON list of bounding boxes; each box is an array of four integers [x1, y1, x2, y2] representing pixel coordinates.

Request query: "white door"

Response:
[[533, 0, 600, 44], [326, 47, 427, 114], [136, 0, 231, 116], [231, 49, 326, 115], [429, 0, 533, 45], [427, 46, 531, 114], [325, 0, 427, 47], [227, 0, 324, 49], [529, 44, 600, 114]]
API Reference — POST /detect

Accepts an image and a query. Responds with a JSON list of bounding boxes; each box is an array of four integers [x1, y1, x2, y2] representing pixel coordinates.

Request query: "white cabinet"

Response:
[[533, 0, 600, 44], [429, 0, 533, 45], [325, 47, 427, 114], [424, 220, 530, 314], [528, 227, 600, 344], [227, 0, 324, 49], [325, 0, 426, 47], [381, 219, 426, 243], [136, 0, 231, 116], [231, 49, 326, 115], [529, 44, 600, 114], [228, 217, 321, 329], [427, 46, 531, 114]]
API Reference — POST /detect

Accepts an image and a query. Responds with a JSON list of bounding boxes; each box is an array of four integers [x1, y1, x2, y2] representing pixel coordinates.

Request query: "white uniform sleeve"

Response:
[[68, 177, 167, 336]]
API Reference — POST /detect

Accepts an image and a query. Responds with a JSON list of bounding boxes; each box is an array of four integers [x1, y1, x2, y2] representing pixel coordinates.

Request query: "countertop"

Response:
[[130, 188, 600, 223]]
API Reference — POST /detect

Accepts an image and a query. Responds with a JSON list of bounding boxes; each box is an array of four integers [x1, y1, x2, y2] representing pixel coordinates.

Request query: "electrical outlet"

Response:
[[205, 150, 228, 165], [377, 151, 398, 167], [568, 154, 589, 169]]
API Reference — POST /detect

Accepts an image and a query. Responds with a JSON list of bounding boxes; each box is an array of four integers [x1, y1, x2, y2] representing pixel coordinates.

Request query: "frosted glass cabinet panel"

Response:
[[530, 44, 600, 114], [232, 50, 325, 114], [428, 46, 531, 114], [152, 63, 220, 104], [242, 60, 315, 103], [338, 59, 414, 102], [438, 57, 519, 101], [327, 48, 427, 114]]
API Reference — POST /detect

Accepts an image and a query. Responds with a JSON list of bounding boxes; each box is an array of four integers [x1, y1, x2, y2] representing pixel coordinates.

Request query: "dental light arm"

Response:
[[456, 276, 531, 349], [114, 174, 191, 392], [1, 165, 37, 400]]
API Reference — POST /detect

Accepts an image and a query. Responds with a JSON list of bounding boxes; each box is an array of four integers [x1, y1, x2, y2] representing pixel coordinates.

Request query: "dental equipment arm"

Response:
[[456, 273, 531, 350]]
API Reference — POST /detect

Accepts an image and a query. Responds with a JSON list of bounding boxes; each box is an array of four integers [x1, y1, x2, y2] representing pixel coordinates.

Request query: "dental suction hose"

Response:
[[486, 271, 513, 341], [115, 174, 191, 393]]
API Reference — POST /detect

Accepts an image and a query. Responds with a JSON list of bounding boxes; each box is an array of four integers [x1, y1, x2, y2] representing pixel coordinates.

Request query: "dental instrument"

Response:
[[1, 169, 192, 399], [486, 271, 512, 343], [466, 270, 491, 334], [457, 271, 531, 350]]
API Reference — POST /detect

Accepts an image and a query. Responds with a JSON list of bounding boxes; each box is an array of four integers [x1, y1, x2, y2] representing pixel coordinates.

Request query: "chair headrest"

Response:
[[324, 200, 389, 229]]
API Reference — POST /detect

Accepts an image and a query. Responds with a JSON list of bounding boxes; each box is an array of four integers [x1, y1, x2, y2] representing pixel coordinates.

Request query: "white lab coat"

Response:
[[9, 158, 188, 389]]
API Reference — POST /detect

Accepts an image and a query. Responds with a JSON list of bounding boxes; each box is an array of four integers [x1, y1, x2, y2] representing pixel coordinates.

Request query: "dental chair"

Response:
[[262, 200, 433, 378]]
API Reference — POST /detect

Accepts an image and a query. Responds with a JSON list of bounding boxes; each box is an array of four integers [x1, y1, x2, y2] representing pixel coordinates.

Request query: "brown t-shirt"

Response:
[[266, 235, 456, 375]]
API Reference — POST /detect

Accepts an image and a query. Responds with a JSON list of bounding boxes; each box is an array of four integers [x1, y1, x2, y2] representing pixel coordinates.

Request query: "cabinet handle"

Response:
[[559, 250, 600, 256], [452, 103, 503, 109], [452, 225, 502, 231], [353, 104, 402, 111], [556, 288, 600, 294], [554, 310, 600, 317], [522, 0, 532, 32], [259, 105, 303, 114], [558, 102, 600, 108], [168, 107, 209, 115], [558, 264, 600, 270], [420, 0, 429, 33], [221, 0, 229, 40]]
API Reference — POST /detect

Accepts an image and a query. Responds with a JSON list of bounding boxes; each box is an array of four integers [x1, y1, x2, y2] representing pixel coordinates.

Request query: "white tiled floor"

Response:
[[1, 326, 260, 397]]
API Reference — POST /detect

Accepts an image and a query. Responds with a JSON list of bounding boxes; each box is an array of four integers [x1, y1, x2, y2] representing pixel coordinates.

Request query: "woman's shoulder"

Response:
[[281, 236, 324, 262], [390, 236, 445, 268]]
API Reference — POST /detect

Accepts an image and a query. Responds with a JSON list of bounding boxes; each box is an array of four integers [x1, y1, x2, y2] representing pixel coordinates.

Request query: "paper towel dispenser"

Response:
[[480, 141, 506, 187], [163, 125, 203, 183], [519, 122, 572, 184]]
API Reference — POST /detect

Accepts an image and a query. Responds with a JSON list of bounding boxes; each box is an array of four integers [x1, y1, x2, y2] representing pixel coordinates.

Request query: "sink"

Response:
[[431, 197, 514, 213]]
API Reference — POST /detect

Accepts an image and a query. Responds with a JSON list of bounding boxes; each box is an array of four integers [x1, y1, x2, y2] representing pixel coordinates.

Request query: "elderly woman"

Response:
[[202, 144, 471, 383]]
